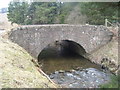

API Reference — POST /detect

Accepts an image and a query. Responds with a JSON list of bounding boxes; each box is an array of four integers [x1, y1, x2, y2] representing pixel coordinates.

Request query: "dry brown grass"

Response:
[[0, 37, 58, 88], [0, 13, 18, 31]]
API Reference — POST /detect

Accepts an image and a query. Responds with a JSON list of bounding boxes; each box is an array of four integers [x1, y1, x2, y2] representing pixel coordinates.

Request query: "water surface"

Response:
[[39, 56, 102, 74]]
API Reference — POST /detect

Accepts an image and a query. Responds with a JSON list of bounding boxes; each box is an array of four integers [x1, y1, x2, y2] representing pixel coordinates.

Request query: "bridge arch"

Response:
[[37, 39, 87, 60], [9, 25, 113, 59]]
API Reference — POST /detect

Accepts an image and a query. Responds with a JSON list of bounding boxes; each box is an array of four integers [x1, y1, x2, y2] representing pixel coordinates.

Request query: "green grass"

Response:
[[100, 74, 120, 89]]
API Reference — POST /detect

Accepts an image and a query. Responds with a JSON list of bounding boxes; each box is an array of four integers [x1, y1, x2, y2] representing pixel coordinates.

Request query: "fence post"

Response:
[[105, 19, 108, 27]]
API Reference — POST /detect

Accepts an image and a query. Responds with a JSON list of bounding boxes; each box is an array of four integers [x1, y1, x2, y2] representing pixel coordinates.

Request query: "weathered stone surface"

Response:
[[89, 39, 119, 74], [9, 24, 113, 58]]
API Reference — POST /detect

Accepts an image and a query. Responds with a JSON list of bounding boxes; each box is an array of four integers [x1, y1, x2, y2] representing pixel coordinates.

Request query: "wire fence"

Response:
[[105, 19, 119, 27]]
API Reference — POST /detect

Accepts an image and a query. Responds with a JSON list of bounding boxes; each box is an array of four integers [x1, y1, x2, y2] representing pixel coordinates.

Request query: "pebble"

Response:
[[49, 75, 54, 79], [59, 70, 64, 73], [54, 71, 59, 74], [50, 68, 112, 88]]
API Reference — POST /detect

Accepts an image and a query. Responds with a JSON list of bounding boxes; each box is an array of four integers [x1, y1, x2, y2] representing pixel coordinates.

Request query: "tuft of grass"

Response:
[[100, 74, 120, 89]]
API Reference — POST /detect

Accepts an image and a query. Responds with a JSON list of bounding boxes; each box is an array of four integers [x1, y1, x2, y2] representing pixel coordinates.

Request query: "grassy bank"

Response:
[[100, 74, 120, 89], [0, 37, 58, 88]]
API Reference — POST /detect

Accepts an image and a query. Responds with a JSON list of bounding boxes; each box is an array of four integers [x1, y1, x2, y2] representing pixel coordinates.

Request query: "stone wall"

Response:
[[9, 24, 113, 58]]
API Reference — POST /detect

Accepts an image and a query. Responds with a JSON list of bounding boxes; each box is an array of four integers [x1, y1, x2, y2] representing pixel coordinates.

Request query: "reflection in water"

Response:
[[39, 56, 101, 74]]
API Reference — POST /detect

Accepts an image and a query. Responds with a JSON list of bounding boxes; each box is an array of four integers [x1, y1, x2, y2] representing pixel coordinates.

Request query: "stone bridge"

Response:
[[9, 24, 113, 58]]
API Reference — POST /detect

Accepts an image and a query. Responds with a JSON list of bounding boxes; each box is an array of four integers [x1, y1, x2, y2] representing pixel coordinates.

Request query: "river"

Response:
[[39, 56, 102, 74], [38, 54, 112, 88]]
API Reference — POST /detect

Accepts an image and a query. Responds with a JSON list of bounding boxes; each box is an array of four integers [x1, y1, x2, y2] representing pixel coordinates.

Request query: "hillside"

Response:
[[0, 37, 58, 88]]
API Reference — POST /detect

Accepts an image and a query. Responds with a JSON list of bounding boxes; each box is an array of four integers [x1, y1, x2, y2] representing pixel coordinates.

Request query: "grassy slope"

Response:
[[0, 37, 57, 88]]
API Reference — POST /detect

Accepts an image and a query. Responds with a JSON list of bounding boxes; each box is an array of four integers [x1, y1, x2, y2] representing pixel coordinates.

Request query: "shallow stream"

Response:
[[38, 56, 111, 88], [38, 42, 112, 88], [39, 56, 102, 74]]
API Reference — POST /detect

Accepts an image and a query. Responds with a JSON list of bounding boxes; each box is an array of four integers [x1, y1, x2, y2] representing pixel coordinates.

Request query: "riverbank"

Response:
[[0, 37, 58, 88]]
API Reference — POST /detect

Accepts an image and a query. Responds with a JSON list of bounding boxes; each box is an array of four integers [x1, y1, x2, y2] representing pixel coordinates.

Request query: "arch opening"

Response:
[[37, 40, 101, 74], [38, 40, 87, 60]]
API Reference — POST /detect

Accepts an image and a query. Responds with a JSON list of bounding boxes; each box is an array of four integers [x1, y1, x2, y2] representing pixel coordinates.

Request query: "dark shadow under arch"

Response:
[[38, 40, 87, 61]]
